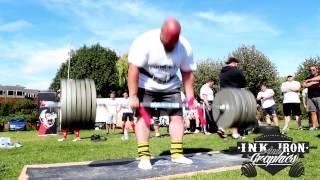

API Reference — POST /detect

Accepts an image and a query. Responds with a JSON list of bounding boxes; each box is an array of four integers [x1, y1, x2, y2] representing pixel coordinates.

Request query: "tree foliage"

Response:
[[295, 56, 320, 81], [231, 45, 279, 96], [116, 54, 129, 91], [0, 99, 38, 124], [193, 59, 223, 96], [49, 44, 119, 97]]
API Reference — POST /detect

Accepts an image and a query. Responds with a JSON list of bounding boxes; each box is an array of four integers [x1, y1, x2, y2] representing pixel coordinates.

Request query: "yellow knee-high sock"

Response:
[[171, 141, 183, 159], [138, 142, 151, 160]]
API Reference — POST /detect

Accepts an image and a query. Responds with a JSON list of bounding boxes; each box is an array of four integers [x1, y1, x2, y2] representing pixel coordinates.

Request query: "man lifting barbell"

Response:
[[128, 17, 196, 170]]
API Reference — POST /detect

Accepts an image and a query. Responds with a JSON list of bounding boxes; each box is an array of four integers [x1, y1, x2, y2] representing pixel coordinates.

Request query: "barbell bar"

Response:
[[46, 79, 257, 129]]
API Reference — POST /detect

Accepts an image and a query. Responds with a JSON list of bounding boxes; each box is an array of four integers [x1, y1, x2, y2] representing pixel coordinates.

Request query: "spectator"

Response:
[[200, 79, 226, 137], [120, 92, 135, 140], [256, 84, 279, 127], [58, 129, 81, 142], [281, 74, 302, 131], [184, 109, 201, 133], [302, 88, 312, 128], [219, 57, 247, 139], [303, 65, 320, 130], [105, 91, 119, 134]]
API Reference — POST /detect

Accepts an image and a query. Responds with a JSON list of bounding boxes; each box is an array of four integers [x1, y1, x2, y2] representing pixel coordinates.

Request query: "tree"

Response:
[[193, 59, 223, 96], [49, 44, 119, 97], [295, 56, 320, 81], [116, 54, 129, 91], [230, 45, 279, 96]]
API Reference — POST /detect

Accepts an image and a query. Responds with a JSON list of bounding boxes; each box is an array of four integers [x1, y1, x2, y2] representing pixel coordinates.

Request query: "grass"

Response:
[[0, 120, 319, 180]]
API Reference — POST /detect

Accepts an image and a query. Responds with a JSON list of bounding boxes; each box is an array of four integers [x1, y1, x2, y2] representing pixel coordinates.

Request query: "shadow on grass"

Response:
[[317, 134, 320, 138]]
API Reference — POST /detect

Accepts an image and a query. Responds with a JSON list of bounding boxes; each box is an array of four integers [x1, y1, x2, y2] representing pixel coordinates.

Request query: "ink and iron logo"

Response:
[[237, 133, 310, 177]]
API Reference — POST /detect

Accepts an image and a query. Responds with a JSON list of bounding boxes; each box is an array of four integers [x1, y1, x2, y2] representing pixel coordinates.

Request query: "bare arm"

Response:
[[128, 63, 140, 108], [181, 71, 195, 100], [303, 80, 319, 88], [302, 96, 307, 109], [128, 63, 139, 96]]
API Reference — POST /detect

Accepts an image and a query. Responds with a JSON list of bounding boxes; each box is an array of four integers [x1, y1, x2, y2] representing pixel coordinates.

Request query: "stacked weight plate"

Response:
[[212, 88, 257, 128], [59, 79, 96, 129]]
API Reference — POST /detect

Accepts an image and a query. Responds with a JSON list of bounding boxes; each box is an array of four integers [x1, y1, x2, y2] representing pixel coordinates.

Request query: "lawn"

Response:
[[0, 120, 319, 180]]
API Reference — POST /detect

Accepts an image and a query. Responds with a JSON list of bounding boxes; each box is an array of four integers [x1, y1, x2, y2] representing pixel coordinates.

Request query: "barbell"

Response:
[[47, 79, 257, 129]]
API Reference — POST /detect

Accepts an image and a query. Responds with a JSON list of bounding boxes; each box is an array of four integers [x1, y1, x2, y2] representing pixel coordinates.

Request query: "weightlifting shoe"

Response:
[[172, 156, 193, 164], [138, 159, 152, 170]]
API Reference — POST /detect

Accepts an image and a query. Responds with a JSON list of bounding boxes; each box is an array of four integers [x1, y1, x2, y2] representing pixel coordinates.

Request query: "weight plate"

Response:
[[70, 80, 77, 127], [243, 90, 257, 125], [66, 79, 72, 129], [212, 88, 241, 128], [60, 79, 67, 129], [89, 79, 97, 129], [232, 89, 246, 126], [80, 80, 87, 128], [75, 80, 82, 128], [85, 79, 92, 128]]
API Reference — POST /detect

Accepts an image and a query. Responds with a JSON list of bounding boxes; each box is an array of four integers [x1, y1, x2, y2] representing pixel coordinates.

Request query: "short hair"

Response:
[[310, 64, 318, 69], [225, 57, 240, 64], [207, 78, 215, 83]]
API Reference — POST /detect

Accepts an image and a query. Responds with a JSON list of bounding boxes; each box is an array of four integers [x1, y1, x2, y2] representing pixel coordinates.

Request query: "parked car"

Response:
[[94, 122, 106, 130], [8, 118, 27, 131]]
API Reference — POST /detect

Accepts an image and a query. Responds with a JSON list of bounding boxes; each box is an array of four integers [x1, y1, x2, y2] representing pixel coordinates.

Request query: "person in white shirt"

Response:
[[128, 17, 195, 169], [105, 91, 119, 134], [281, 74, 302, 132], [199, 79, 226, 138], [119, 92, 135, 140], [256, 84, 279, 126], [199, 79, 214, 134]]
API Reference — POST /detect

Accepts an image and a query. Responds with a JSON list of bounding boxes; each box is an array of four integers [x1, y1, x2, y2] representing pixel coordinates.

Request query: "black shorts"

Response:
[[136, 88, 183, 117], [122, 112, 134, 121], [283, 103, 302, 116]]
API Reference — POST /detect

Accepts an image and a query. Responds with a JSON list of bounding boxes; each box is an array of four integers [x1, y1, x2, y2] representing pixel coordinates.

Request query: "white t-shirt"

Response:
[[128, 29, 196, 91], [280, 80, 301, 103], [106, 98, 118, 114], [257, 89, 276, 108], [200, 84, 214, 101], [120, 98, 132, 113]]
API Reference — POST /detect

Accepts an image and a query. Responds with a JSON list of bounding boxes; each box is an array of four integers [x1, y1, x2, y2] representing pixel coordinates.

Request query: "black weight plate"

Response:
[[66, 79, 72, 129], [84, 79, 92, 128], [70, 80, 77, 127], [89, 79, 96, 129], [212, 88, 241, 128], [80, 80, 87, 128], [60, 79, 67, 129]]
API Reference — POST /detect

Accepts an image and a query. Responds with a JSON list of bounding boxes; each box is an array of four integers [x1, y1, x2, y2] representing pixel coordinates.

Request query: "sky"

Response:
[[1, 0, 320, 90]]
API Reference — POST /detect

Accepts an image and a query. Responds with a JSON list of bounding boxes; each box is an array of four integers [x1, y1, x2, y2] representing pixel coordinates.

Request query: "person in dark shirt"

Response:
[[303, 64, 320, 130], [219, 57, 247, 139]]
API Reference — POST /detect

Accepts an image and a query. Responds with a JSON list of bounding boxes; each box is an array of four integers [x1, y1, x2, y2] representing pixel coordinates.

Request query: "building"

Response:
[[0, 84, 40, 102]]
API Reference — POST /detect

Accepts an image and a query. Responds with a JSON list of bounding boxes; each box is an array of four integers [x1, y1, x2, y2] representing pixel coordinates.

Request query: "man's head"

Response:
[[260, 84, 267, 92], [160, 17, 181, 52], [287, 74, 294, 81], [206, 79, 215, 87], [123, 91, 128, 98], [310, 65, 319, 76], [110, 91, 116, 99], [225, 57, 240, 67]]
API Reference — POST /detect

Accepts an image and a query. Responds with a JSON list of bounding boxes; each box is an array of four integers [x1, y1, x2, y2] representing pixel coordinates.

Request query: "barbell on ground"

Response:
[[47, 79, 257, 129]]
